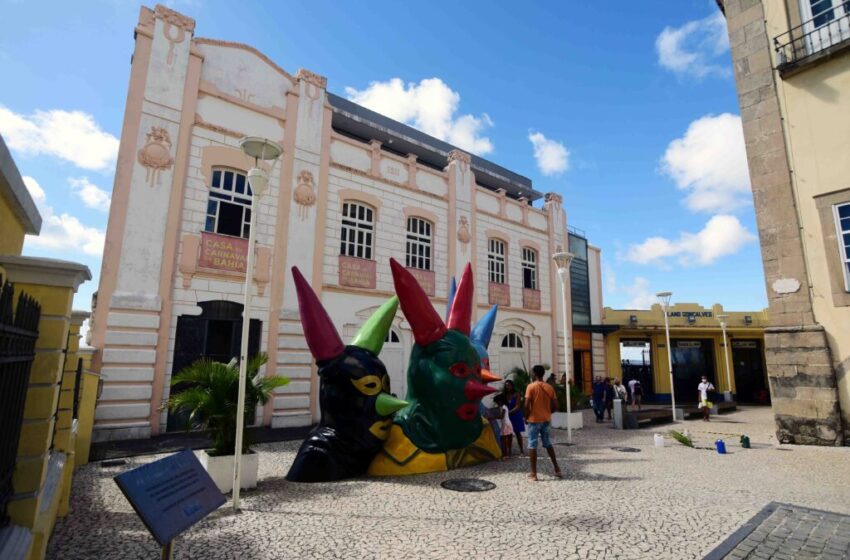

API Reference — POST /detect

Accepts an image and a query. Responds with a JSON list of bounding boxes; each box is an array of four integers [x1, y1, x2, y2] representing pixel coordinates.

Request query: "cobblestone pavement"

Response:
[[49, 407, 850, 560], [709, 503, 850, 560]]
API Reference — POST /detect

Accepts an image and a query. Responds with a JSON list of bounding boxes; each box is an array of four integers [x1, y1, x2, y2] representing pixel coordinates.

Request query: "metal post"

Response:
[[721, 322, 733, 402], [232, 186, 260, 511], [661, 303, 677, 422], [161, 541, 173, 560], [559, 269, 572, 444]]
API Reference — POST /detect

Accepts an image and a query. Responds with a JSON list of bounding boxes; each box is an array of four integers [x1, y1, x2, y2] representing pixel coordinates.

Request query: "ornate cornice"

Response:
[[296, 68, 328, 89], [447, 149, 471, 165], [154, 4, 195, 33]]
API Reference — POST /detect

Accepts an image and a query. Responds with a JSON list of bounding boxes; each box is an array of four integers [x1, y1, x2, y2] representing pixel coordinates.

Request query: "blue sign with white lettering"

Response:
[[114, 449, 226, 546]]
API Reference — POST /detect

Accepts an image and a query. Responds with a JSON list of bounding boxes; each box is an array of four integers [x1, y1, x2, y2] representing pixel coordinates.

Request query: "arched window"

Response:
[[205, 168, 252, 238], [488, 238, 507, 284], [522, 247, 537, 290], [340, 202, 375, 260], [384, 329, 401, 343], [405, 217, 433, 271], [501, 332, 523, 348]]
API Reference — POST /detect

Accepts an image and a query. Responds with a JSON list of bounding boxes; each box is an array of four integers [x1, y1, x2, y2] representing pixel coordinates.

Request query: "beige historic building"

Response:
[[88, 5, 605, 442], [720, 0, 850, 444]]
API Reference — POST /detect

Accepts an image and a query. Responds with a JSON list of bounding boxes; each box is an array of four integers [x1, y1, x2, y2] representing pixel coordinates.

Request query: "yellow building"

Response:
[[603, 304, 769, 404], [720, 0, 850, 444], [0, 133, 94, 560]]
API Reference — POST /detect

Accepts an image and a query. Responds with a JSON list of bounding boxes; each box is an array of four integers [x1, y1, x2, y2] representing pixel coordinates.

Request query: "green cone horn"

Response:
[[350, 296, 399, 355], [375, 392, 408, 416]]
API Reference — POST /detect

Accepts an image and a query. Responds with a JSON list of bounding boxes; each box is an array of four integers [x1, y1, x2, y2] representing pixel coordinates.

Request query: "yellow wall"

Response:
[[0, 195, 27, 254], [764, 0, 850, 431]]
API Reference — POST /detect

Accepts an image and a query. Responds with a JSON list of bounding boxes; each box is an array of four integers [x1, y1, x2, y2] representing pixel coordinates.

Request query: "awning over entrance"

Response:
[[574, 324, 620, 335]]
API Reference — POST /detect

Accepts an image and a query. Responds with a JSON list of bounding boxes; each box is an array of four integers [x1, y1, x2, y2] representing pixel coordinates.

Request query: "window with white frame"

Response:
[[835, 202, 850, 291], [340, 202, 375, 260], [522, 247, 537, 290], [501, 332, 523, 348], [488, 239, 507, 284], [405, 217, 432, 270], [205, 168, 252, 238]]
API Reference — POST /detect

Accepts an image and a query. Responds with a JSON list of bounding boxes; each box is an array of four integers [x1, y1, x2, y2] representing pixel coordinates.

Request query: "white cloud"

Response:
[[528, 131, 569, 176], [344, 77, 494, 155], [0, 105, 118, 171], [624, 214, 756, 266], [661, 113, 750, 213], [623, 277, 658, 310], [22, 176, 105, 257], [69, 177, 111, 212], [656, 12, 730, 79]]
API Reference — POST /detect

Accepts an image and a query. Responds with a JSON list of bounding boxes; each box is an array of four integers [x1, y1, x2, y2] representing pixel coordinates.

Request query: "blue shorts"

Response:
[[527, 422, 552, 449]]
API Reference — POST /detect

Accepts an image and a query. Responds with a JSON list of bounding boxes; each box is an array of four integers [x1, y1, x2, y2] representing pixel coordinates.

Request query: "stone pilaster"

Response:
[[722, 0, 843, 444]]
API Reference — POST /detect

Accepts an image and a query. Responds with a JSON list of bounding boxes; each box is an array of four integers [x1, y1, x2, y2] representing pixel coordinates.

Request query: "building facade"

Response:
[[89, 5, 605, 442], [720, 0, 850, 444], [604, 304, 769, 404]]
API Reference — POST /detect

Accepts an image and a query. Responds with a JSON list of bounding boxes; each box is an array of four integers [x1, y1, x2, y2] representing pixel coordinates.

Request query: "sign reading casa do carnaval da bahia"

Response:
[[199, 232, 248, 273]]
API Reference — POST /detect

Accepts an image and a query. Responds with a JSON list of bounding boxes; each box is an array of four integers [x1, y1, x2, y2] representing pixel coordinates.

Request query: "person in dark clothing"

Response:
[[591, 376, 606, 423], [604, 377, 615, 420]]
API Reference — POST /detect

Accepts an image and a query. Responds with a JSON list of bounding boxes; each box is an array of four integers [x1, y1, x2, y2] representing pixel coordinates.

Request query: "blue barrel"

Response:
[[715, 440, 727, 454]]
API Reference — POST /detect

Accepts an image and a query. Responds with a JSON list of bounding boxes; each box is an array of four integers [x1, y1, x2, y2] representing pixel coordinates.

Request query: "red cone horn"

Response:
[[389, 258, 446, 346], [446, 263, 473, 335], [292, 267, 345, 362]]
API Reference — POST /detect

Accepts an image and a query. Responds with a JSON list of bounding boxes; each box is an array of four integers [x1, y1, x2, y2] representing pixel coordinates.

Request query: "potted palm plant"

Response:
[[551, 382, 589, 430], [167, 353, 288, 493]]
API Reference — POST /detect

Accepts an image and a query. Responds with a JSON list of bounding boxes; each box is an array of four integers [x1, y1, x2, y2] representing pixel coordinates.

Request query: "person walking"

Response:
[[524, 364, 563, 481], [503, 379, 526, 455], [604, 377, 615, 420], [628, 378, 643, 410], [591, 376, 606, 423], [613, 378, 628, 412], [698, 376, 715, 422]]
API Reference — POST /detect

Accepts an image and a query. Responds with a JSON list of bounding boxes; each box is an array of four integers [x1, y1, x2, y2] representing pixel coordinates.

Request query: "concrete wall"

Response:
[[723, 0, 847, 444]]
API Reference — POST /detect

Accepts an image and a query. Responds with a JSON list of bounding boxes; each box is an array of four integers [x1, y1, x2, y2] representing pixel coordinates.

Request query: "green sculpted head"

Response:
[[389, 260, 496, 453]]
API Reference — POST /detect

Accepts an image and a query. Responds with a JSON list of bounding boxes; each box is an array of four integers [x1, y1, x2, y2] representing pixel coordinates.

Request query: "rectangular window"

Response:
[[488, 239, 506, 284], [521, 247, 537, 290], [405, 217, 432, 270], [835, 203, 850, 291], [340, 202, 374, 260], [205, 168, 253, 239]]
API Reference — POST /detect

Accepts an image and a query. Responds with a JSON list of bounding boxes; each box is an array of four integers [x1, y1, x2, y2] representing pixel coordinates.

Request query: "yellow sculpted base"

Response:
[[367, 419, 502, 476]]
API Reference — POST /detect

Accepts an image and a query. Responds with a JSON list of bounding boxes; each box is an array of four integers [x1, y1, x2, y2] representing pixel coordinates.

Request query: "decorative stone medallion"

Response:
[[457, 216, 471, 253], [294, 170, 317, 220], [137, 126, 175, 187]]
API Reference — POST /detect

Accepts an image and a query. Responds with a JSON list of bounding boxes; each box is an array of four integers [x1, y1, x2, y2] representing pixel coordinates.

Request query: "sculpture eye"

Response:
[[449, 363, 472, 378], [351, 375, 383, 396]]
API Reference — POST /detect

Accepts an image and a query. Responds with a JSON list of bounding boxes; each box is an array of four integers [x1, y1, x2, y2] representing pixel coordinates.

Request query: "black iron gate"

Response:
[[0, 274, 41, 528]]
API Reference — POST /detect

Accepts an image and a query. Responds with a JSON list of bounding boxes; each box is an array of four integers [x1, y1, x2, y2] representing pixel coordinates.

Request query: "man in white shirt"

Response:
[[697, 376, 715, 421]]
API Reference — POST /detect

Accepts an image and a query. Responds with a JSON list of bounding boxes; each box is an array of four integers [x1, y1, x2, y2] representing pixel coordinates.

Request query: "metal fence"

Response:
[[775, 4, 850, 71], [0, 274, 41, 528]]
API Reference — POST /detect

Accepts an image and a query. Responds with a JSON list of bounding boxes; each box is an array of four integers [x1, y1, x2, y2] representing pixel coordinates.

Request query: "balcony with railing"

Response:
[[775, 2, 850, 76]]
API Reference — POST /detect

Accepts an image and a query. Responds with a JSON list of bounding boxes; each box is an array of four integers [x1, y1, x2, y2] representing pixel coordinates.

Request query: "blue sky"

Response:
[[0, 0, 767, 321]]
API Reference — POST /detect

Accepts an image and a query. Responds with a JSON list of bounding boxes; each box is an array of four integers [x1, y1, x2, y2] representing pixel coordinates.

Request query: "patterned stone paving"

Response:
[[47, 407, 850, 559], [707, 503, 850, 560]]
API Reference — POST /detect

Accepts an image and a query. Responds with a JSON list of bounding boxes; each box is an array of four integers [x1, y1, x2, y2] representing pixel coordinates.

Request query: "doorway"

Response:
[[167, 300, 262, 432], [732, 339, 770, 404], [382, 328, 406, 398], [670, 339, 715, 404], [619, 340, 654, 401]]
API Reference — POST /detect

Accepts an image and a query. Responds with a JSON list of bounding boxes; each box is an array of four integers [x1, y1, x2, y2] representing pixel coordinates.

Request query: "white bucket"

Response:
[[654, 433, 665, 448]]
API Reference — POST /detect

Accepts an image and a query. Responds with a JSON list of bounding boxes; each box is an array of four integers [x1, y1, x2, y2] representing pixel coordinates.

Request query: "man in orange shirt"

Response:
[[524, 365, 563, 481]]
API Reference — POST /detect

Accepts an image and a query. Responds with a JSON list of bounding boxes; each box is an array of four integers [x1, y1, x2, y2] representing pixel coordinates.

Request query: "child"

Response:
[[493, 394, 514, 460]]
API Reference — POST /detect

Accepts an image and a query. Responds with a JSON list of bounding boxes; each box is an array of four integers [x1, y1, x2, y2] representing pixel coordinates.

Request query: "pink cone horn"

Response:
[[292, 267, 345, 362]]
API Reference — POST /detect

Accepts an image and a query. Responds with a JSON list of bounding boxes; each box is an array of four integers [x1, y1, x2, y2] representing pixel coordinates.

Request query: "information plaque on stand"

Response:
[[114, 449, 226, 552]]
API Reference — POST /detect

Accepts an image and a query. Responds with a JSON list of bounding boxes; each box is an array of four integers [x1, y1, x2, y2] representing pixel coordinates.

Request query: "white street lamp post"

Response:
[[656, 292, 678, 423], [233, 137, 281, 511], [717, 314, 733, 403], [552, 251, 575, 444]]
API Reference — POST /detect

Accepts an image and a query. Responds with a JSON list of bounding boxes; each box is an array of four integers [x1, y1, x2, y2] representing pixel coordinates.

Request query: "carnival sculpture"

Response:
[[286, 267, 408, 482]]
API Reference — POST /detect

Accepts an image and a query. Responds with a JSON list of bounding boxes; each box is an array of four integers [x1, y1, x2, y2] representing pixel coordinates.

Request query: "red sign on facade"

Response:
[[339, 255, 377, 289], [199, 232, 248, 273], [523, 288, 541, 310], [489, 283, 511, 307], [407, 267, 436, 296]]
